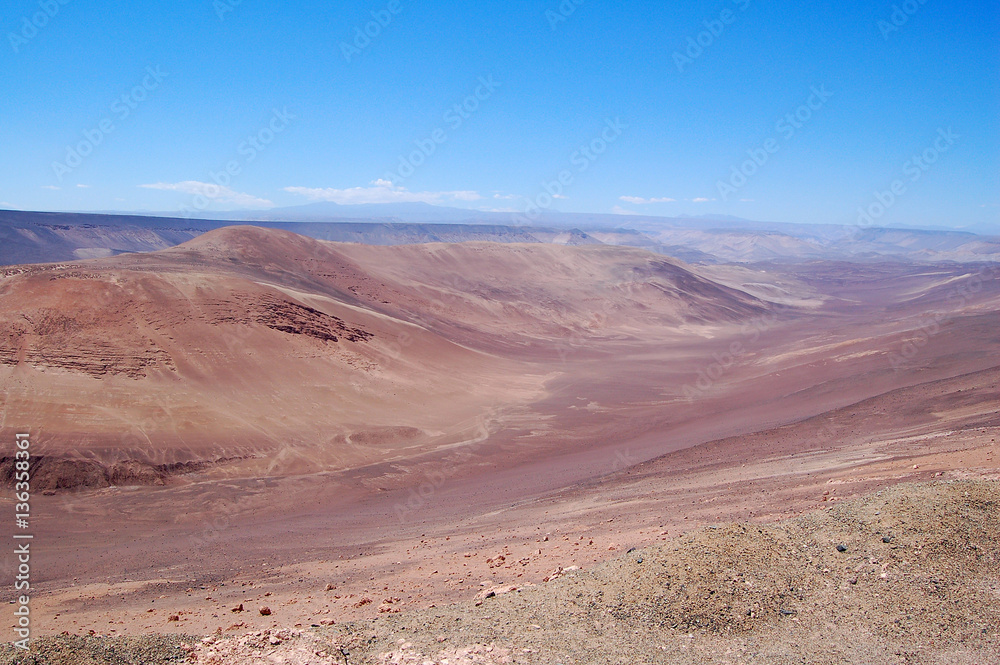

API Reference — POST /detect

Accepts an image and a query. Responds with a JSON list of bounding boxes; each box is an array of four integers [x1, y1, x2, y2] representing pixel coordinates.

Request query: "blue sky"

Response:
[[1, 0, 997, 230]]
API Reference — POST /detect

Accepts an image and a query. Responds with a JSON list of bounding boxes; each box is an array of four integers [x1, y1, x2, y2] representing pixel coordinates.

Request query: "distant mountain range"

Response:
[[108, 201, 998, 235], [2, 204, 998, 267]]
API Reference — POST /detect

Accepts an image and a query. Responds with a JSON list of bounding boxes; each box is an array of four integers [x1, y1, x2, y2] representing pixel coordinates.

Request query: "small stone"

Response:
[[167, 615, 179, 622], [836, 545, 847, 553], [259, 606, 272, 616], [231, 603, 244, 613], [882, 536, 892, 543]]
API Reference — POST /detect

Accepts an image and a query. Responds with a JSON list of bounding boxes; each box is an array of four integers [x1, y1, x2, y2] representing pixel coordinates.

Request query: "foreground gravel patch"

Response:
[[5, 480, 999, 664]]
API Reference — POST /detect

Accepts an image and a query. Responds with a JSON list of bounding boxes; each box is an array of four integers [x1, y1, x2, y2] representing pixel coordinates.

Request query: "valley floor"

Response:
[[7, 361, 999, 651]]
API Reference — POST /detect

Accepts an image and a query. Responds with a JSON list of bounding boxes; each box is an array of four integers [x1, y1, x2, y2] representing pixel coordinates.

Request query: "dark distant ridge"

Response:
[[2, 207, 997, 268], [0, 209, 627, 267]]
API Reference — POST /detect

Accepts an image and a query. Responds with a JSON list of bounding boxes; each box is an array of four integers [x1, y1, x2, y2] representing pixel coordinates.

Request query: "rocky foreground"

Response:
[[4, 479, 998, 664]]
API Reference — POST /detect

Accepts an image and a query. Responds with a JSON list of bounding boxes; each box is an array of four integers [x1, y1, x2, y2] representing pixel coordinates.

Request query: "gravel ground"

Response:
[[4, 479, 998, 664], [0, 634, 194, 664]]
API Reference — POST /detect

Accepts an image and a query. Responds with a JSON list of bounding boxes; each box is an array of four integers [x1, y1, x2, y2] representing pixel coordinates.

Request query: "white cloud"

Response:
[[691, 197, 713, 203], [140, 181, 273, 208], [41, 185, 60, 190], [619, 196, 675, 204], [285, 180, 482, 205], [611, 205, 640, 215], [739, 198, 754, 202], [76, 184, 91, 188], [493, 193, 517, 200]]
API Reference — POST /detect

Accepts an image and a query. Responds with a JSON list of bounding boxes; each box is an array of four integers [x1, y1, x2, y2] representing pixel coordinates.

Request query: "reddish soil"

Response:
[[0, 227, 996, 648]]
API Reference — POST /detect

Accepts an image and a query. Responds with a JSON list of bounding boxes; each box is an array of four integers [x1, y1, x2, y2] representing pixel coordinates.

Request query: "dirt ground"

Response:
[[4, 478, 998, 664], [1, 233, 998, 663]]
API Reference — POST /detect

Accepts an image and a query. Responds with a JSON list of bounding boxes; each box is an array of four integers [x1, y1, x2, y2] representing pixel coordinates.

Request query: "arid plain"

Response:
[[1, 225, 998, 663]]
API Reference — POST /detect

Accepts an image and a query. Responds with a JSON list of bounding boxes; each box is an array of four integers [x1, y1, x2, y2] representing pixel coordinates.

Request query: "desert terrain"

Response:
[[0, 225, 998, 663]]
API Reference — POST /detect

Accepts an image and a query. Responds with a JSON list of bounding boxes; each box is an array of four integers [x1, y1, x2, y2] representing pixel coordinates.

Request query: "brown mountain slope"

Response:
[[165, 226, 769, 348], [0, 226, 770, 482]]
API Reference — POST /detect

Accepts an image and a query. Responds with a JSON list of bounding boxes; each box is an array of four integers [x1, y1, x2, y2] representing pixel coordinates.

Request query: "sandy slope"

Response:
[[0, 226, 765, 475], [15, 356, 995, 642]]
